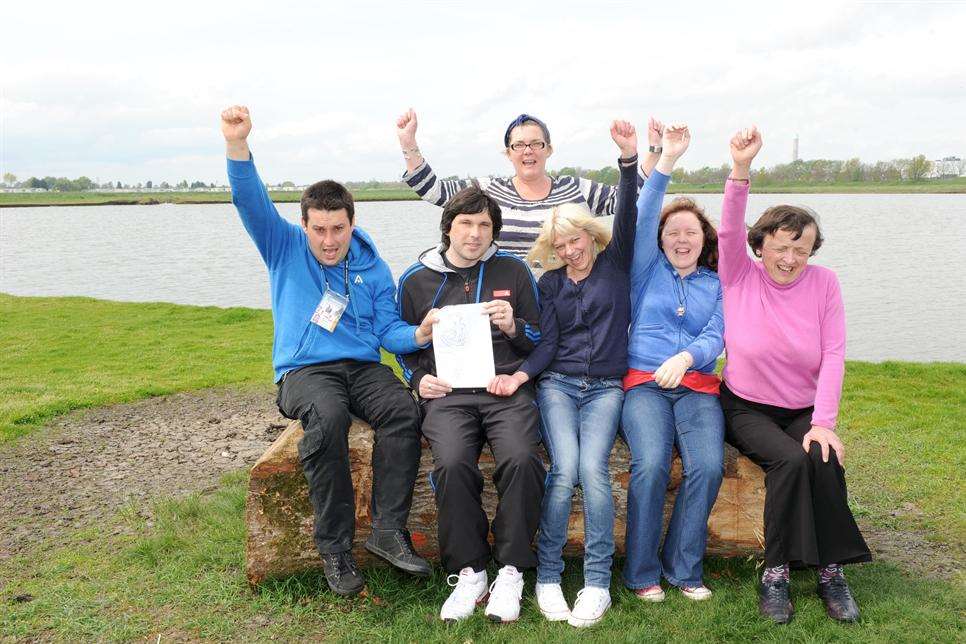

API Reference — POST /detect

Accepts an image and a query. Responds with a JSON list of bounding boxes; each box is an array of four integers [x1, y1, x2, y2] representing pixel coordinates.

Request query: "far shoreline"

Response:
[[3, 180, 966, 208]]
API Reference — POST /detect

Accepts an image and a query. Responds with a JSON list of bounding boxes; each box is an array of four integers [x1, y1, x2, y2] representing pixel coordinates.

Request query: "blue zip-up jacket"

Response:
[[628, 171, 724, 374], [518, 156, 639, 379], [228, 156, 421, 382]]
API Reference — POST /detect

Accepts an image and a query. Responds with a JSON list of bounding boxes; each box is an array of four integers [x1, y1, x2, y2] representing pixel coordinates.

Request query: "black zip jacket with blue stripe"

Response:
[[396, 244, 541, 394]]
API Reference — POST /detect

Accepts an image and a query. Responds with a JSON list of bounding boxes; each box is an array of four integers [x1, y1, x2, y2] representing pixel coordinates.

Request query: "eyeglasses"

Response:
[[508, 141, 547, 152]]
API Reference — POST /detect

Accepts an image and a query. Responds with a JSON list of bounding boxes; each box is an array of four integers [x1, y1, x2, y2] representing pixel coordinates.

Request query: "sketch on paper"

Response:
[[433, 303, 496, 388]]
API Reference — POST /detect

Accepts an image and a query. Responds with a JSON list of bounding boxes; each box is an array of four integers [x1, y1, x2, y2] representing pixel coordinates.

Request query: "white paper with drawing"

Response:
[[432, 303, 495, 388]]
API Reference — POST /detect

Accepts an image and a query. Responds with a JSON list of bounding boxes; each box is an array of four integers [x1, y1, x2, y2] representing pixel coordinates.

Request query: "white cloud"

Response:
[[2, 1, 964, 183]]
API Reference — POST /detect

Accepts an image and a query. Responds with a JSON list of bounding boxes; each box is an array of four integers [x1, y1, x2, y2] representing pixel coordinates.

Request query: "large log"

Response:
[[246, 419, 765, 585]]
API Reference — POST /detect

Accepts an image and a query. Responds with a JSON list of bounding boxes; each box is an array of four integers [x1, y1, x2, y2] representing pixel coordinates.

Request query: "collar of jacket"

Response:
[[417, 243, 499, 273]]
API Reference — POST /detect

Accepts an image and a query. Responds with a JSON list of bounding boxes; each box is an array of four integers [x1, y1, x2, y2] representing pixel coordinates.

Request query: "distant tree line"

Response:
[[553, 154, 965, 186], [0, 173, 220, 191], [3, 154, 962, 192]]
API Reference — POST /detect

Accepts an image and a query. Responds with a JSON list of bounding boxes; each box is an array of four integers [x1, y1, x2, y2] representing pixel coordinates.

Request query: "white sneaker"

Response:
[[484, 565, 524, 623], [568, 586, 611, 628], [439, 567, 488, 622], [535, 582, 571, 621], [680, 585, 712, 601]]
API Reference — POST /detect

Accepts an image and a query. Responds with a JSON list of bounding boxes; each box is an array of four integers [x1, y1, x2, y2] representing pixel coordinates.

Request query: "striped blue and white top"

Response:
[[403, 160, 645, 259]]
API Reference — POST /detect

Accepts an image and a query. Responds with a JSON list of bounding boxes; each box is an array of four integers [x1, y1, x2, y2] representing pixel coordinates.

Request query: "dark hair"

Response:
[[503, 113, 551, 148], [440, 186, 502, 249], [747, 205, 824, 257], [300, 180, 355, 224], [658, 197, 719, 272]]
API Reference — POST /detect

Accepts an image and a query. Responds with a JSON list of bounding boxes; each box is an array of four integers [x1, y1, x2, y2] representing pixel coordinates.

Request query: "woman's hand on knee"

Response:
[[802, 425, 845, 468]]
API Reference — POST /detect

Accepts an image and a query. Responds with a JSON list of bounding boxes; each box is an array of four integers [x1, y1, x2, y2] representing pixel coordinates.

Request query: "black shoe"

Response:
[[365, 529, 432, 577], [817, 576, 860, 622], [758, 578, 794, 625], [321, 550, 365, 596]]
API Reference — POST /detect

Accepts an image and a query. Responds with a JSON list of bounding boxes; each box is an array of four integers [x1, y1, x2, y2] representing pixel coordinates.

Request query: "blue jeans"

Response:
[[536, 371, 623, 588], [621, 381, 724, 589]]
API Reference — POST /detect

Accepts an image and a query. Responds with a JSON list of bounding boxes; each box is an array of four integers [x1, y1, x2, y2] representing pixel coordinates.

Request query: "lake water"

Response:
[[2, 194, 964, 362]]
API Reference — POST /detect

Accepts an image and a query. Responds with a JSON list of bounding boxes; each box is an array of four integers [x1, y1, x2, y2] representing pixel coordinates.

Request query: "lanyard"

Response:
[[321, 260, 351, 301]]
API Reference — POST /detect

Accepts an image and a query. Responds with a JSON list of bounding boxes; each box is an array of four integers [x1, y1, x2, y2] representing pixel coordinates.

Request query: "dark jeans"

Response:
[[276, 360, 421, 555], [420, 388, 545, 573], [720, 383, 871, 568]]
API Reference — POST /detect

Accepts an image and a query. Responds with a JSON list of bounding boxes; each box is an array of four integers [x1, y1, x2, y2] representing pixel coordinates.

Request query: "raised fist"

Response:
[[647, 116, 665, 149], [221, 105, 252, 142], [610, 119, 638, 158], [661, 124, 691, 160], [730, 126, 763, 167], [396, 108, 418, 146]]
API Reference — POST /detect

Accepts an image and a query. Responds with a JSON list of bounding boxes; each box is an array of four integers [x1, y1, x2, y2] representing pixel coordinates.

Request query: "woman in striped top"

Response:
[[396, 109, 661, 258]]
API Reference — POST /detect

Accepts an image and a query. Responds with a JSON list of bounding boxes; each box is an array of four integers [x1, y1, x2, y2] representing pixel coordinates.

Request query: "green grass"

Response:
[[0, 294, 963, 640], [0, 188, 417, 207], [839, 361, 966, 549], [1, 472, 962, 642], [0, 293, 274, 441], [666, 178, 966, 194], [3, 178, 964, 208]]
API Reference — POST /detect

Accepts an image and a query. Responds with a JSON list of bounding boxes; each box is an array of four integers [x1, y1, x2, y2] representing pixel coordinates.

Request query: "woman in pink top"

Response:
[[718, 127, 870, 626]]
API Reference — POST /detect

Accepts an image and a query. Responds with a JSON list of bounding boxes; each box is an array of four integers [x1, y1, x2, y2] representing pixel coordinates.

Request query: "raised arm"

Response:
[[397, 108, 475, 207], [222, 105, 295, 268], [629, 124, 689, 288], [607, 119, 640, 270], [717, 126, 762, 286]]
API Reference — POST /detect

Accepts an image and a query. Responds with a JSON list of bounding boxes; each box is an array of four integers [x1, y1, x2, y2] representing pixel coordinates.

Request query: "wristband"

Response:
[[402, 146, 421, 160], [727, 176, 750, 184], [619, 153, 639, 166], [648, 145, 662, 153]]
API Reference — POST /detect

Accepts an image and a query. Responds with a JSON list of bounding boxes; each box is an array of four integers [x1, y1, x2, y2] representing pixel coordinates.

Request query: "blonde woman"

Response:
[[490, 120, 641, 627]]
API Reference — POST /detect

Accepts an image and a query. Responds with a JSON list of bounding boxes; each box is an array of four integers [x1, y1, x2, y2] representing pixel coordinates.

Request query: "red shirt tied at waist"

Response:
[[622, 368, 721, 395]]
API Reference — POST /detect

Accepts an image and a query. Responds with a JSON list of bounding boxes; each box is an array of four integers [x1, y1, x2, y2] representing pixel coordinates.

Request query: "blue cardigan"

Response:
[[519, 157, 638, 379], [627, 172, 724, 374]]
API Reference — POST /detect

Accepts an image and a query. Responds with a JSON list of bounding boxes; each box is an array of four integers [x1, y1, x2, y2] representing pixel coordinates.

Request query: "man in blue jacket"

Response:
[[222, 105, 438, 596]]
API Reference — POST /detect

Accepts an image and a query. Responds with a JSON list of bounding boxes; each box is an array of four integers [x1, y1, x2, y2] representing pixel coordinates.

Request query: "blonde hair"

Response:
[[527, 203, 612, 270]]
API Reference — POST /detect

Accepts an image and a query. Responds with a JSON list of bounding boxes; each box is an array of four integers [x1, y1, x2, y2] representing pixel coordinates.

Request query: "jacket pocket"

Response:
[[291, 322, 316, 364]]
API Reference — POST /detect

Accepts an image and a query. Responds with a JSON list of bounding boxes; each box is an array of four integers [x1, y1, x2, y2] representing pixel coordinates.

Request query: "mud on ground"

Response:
[[0, 387, 959, 581]]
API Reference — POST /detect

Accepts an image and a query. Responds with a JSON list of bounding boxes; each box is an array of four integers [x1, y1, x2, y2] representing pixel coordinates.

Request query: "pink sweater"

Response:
[[718, 180, 846, 429]]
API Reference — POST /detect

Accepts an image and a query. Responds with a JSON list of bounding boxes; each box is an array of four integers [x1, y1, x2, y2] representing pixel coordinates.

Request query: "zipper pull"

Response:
[[464, 280, 470, 294]]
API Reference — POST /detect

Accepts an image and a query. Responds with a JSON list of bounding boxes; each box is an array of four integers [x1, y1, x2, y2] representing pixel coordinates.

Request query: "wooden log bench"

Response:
[[245, 418, 765, 585]]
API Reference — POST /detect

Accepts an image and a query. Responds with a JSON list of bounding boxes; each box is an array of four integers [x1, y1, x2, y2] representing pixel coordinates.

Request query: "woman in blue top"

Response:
[[490, 119, 646, 628], [622, 126, 725, 603]]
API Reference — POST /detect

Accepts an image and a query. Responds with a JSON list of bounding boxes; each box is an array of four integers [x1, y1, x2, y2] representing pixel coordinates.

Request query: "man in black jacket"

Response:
[[397, 186, 545, 624]]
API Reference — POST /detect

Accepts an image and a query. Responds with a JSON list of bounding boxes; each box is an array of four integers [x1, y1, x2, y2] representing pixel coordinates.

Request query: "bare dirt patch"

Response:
[[0, 386, 286, 561], [0, 387, 959, 581]]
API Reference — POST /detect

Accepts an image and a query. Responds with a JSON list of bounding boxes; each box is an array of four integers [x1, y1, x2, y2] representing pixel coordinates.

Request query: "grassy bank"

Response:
[[1, 473, 962, 641], [2, 294, 963, 547], [1, 294, 963, 640], [0, 188, 417, 208], [3, 177, 965, 207]]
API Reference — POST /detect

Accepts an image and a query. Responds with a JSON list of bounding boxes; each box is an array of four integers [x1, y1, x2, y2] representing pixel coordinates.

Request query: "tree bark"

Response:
[[246, 419, 765, 585]]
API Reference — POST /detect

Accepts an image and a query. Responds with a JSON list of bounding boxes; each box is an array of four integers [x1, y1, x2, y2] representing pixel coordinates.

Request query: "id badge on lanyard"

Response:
[[310, 261, 350, 333]]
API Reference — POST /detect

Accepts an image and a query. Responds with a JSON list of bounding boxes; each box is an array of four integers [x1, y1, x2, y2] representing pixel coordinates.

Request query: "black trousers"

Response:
[[276, 360, 421, 555], [420, 388, 546, 573], [720, 383, 871, 568]]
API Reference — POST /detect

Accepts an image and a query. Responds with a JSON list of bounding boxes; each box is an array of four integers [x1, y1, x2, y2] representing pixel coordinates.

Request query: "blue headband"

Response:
[[503, 114, 551, 147]]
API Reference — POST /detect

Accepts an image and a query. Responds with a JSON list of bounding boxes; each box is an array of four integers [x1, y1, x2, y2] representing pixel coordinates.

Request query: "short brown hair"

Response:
[[747, 205, 823, 257], [658, 197, 719, 272], [301, 180, 355, 224], [440, 186, 502, 250]]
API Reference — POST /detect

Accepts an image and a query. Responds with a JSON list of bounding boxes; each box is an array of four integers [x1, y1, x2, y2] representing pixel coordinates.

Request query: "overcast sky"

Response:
[[2, 1, 964, 185]]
